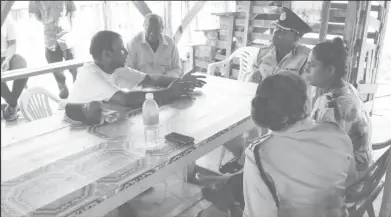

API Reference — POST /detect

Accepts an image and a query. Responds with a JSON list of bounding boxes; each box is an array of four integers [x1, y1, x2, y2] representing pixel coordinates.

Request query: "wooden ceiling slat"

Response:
[[1, 1, 15, 27], [132, 1, 152, 17]]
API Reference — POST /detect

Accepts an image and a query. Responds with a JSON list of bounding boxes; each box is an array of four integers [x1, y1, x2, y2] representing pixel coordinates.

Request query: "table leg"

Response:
[[183, 162, 197, 183]]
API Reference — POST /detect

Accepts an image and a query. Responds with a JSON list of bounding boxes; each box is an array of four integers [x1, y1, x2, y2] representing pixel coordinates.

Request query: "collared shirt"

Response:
[[246, 44, 310, 83], [243, 118, 355, 217], [28, 1, 76, 51], [311, 81, 372, 173], [67, 62, 146, 104], [1, 18, 16, 58], [126, 31, 182, 77], [247, 43, 315, 107]]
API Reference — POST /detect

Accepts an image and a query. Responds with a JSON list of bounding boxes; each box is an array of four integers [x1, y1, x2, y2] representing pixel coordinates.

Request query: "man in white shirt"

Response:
[[66, 30, 205, 122], [126, 13, 182, 78], [1, 17, 28, 122]]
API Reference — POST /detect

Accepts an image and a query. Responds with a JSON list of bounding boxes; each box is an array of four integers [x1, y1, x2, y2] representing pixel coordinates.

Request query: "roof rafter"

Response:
[[1, 1, 15, 27], [173, 1, 207, 44], [132, 1, 152, 17]]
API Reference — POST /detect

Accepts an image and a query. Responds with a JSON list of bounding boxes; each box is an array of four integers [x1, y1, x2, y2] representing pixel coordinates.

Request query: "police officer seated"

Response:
[[220, 7, 314, 175]]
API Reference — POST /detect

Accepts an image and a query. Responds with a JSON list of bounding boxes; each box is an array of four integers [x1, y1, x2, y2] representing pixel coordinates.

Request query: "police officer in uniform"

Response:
[[247, 7, 313, 83], [220, 7, 314, 174]]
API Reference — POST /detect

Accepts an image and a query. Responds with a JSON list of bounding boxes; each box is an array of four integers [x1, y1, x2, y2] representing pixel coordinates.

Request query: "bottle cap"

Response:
[[146, 93, 154, 99]]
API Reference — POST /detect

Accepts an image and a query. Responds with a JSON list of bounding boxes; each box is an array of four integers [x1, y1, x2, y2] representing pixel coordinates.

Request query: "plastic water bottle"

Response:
[[142, 93, 160, 151]]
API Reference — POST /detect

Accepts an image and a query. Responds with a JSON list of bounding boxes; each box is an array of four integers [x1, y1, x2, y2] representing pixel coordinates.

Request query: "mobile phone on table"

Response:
[[165, 132, 195, 145]]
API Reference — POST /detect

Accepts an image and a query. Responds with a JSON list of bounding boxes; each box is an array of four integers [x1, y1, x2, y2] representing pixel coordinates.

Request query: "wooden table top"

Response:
[[1, 75, 258, 217]]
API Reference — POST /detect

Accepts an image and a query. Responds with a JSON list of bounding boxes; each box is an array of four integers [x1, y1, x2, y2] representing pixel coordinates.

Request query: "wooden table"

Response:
[[1, 75, 258, 217]]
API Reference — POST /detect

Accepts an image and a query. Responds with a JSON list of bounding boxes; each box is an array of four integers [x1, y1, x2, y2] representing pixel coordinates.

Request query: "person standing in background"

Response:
[[28, 1, 77, 99], [1, 17, 28, 122]]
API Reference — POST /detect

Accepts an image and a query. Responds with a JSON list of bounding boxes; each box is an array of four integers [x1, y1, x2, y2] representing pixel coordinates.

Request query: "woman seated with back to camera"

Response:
[[304, 37, 373, 211], [199, 71, 356, 217]]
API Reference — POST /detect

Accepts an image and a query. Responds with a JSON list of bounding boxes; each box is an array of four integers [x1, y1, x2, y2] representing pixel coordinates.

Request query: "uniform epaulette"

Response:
[[248, 133, 272, 152], [293, 44, 311, 56]]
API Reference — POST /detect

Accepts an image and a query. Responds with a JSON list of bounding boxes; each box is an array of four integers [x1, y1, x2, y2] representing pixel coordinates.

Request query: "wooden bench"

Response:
[[1, 59, 87, 82]]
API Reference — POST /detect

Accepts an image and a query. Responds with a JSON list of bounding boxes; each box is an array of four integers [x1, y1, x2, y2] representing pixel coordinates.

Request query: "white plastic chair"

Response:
[[207, 46, 260, 81], [18, 87, 65, 121], [206, 46, 261, 169]]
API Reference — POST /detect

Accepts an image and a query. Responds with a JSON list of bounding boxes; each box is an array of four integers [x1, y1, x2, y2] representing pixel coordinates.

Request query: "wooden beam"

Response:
[[357, 83, 379, 94], [164, 1, 173, 36], [319, 1, 331, 43], [1, 59, 86, 82], [173, 1, 207, 45], [373, 1, 390, 83], [132, 1, 152, 17], [242, 1, 253, 46], [355, 1, 373, 84], [101, 1, 110, 30], [1, 1, 15, 27]]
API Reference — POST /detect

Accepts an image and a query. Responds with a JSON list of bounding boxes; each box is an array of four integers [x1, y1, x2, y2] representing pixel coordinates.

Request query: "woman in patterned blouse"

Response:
[[304, 37, 373, 210]]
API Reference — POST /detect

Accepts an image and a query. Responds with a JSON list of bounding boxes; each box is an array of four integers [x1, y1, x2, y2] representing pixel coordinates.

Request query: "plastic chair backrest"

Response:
[[19, 87, 63, 121], [207, 46, 260, 81], [234, 46, 260, 81]]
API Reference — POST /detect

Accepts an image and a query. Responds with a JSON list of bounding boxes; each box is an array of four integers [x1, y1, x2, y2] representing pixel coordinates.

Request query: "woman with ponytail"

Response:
[[304, 37, 373, 211]]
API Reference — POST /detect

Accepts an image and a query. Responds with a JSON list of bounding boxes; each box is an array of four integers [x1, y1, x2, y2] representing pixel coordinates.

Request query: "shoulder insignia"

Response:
[[248, 133, 272, 152]]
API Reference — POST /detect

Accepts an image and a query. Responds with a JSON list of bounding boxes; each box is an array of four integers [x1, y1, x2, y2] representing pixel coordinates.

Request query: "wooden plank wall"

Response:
[[347, 1, 389, 113]]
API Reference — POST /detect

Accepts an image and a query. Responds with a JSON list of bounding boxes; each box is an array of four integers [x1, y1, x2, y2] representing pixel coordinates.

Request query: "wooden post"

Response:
[[173, 1, 207, 44], [242, 1, 252, 47], [1, 1, 15, 27], [101, 1, 109, 30], [132, 1, 152, 17], [281, 1, 292, 9], [344, 1, 358, 82], [318, 1, 331, 43], [353, 1, 372, 85], [164, 1, 173, 37], [379, 149, 391, 217], [373, 1, 390, 84]]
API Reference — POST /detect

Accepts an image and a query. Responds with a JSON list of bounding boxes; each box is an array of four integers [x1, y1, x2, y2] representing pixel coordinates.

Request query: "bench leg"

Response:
[[183, 162, 197, 183]]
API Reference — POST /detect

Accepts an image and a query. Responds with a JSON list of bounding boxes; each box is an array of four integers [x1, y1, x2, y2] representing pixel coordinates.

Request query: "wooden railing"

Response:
[[1, 59, 86, 82]]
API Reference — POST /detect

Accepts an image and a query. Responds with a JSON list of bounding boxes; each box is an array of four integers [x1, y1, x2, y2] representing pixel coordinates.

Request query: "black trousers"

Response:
[[1, 55, 28, 107], [45, 43, 77, 85]]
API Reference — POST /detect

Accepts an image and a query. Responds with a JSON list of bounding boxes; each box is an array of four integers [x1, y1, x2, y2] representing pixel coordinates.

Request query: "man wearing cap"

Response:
[[220, 7, 314, 174], [126, 13, 182, 78], [247, 7, 313, 82]]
